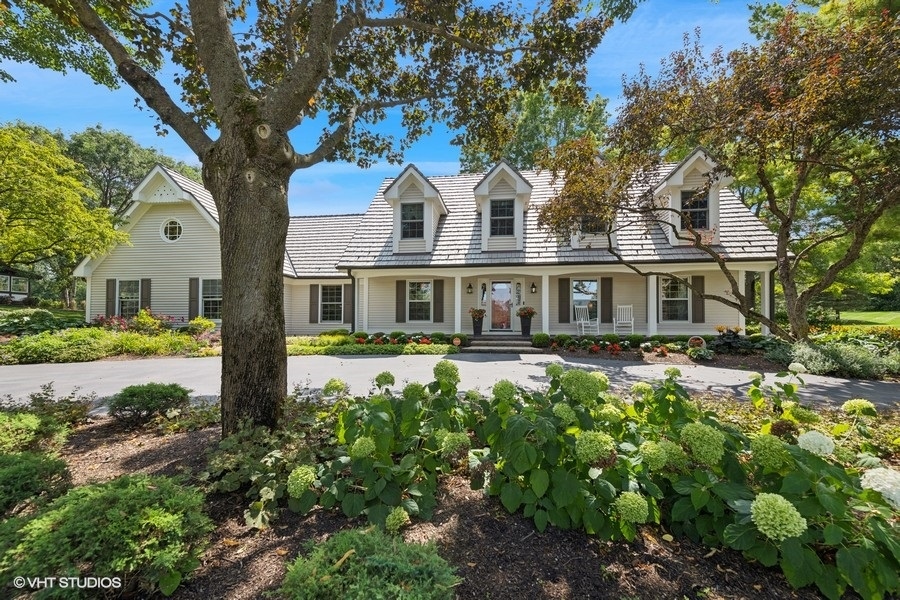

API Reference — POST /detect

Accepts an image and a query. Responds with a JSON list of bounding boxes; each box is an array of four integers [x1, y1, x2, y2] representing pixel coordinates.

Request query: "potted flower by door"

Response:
[[516, 306, 536, 337], [468, 307, 486, 336]]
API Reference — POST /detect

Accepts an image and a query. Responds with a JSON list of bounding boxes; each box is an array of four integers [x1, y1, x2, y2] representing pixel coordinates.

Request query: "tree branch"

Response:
[[359, 17, 526, 55]]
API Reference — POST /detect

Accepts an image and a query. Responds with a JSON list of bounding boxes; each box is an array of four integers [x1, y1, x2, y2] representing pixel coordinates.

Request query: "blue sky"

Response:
[[0, 0, 762, 216]]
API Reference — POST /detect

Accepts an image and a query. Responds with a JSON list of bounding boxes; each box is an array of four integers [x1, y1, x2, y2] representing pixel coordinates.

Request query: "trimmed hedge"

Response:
[[287, 343, 458, 356]]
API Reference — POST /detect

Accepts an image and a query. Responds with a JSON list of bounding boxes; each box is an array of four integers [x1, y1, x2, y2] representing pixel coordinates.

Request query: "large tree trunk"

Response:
[[202, 129, 291, 436]]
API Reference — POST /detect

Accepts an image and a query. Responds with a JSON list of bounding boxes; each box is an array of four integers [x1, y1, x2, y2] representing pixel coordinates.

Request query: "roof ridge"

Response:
[[289, 213, 364, 219]]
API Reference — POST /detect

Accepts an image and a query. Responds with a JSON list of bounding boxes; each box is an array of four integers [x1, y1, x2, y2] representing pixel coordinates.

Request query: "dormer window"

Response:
[[580, 215, 611, 234], [681, 191, 709, 230], [490, 200, 515, 236], [401, 203, 425, 239]]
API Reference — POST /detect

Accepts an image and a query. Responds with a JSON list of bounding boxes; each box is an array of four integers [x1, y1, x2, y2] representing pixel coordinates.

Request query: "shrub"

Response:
[[0, 309, 68, 336], [0, 452, 70, 515], [279, 528, 459, 600], [0, 412, 41, 453], [429, 332, 447, 342], [108, 383, 192, 426], [601, 333, 620, 344], [531, 332, 551, 348], [350, 331, 368, 339], [128, 308, 175, 335], [23, 382, 93, 428], [625, 334, 645, 348], [685, 346, 714, 361], [0, 475, 212, 597], [184, 316, 216, 335], [320, 328, 350, 336], [450, 333, 469, 347]]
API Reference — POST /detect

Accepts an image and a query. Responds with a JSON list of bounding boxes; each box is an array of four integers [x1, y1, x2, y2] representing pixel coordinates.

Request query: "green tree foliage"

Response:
[[2, 0, 643, 434], [0, 124, 125, 268], [539, 6, 900, 340], [458, 85, 608, 173]]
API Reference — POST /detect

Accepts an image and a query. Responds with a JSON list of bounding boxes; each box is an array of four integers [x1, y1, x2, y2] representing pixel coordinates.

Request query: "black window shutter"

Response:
[[188, 278, 199, 320], [105, 279, 116, 316], [140, 279, 151, 310], [599, 277, 613, 323], [692, 276, 705, 323], [343, 284, 353, 324], [432, 279, 444, 323], [558, 278, 570, 323], [309, 284, 320, 324], [395, 280, 406, 323]]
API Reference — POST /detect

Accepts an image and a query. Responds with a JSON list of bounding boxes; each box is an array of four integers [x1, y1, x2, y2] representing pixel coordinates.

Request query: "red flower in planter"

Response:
[[589, 344, 601, 354], [608, 343, 622, 356], [420, 337, 431, 345], [390, 338, 398, 344], [356, 337, 366, 344], [374, 338, 384, 345]]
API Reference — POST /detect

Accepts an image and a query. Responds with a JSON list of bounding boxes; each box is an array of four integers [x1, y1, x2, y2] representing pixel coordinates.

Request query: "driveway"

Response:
[[2, 353, 897, 410]]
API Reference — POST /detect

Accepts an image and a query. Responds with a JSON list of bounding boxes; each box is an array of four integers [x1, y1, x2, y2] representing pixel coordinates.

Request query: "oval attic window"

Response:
[[162, 219, 183, 242]]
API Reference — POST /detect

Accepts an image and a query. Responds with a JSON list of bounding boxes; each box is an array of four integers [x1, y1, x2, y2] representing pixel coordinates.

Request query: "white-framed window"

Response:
[[661, 277, 689, 321], [11, 277, 28, 293], [160, 219, 183, 242], [0, 275, 9, 292], [202, 279, 223, 320], [580, 216, 611, 235], [320, 285, 343, 322], [572, 279, 598, 320], [490, 199, 515, 236], [400, 203, 425, 239], [680, 191, 709, 230], [118, 280, 140, 318], [408, 281, 432, 321]]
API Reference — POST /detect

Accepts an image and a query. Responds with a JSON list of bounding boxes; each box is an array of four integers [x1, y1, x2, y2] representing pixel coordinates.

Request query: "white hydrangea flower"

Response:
[[787, 362, 807, 374], [796, 430, 834, 456], [860, 467, 900, 511]]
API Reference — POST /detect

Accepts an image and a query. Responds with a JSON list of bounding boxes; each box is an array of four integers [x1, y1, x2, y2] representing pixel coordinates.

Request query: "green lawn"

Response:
[[0, 305, 83, 319], [840, 311, 900, 326]]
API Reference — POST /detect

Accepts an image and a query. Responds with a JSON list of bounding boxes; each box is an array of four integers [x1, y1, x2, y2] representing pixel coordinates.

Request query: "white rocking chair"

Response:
[[574, 304, 600, 335], [614, 304, 634, 335]]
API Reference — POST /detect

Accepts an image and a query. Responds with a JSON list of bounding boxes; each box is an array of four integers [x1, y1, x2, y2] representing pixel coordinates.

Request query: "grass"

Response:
[[839, 311, 900, 326], [0, 305, 83, 319]]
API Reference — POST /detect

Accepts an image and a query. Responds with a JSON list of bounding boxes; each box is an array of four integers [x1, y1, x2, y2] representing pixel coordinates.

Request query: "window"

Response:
[[202, 279, 223, 320], [119, 280, 140, 318], [490, 199, 515, 236], [10, 277, 28, 293], [400, 203, 424, 239], [320, 285, 343, 322], [680, 191, 709, 230], [661, 277, 689, 321], [580, 216, 610, 235], [572, 279, 598, 320], [161, 219, 183, 242], [408, 281, 432, 321], [0, 276, 8, 292]]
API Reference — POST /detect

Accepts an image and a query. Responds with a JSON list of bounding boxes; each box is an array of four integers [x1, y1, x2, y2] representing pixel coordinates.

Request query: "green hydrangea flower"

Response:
[[440, 431, 470, 458], [561, 369, 601, 406], [385, 506, 410, 534], [664, 367, 682, 380], [349, 436, 376, 460], [552, 402, 577, 425], [750, 434, 791, 471], [658, 440, 689, 472], [545, 363, 565, 379], [287, 465, 317, 498], [374, 371, 395, 388], [322, 378, 349, 396], [680, 423, 725, 466], [796, 430, 834, 456], [614, 491, 649, 524], [630, 381, 653, 398], [841, 398, 876, 417], [639, 441, 667, 471], [590, 371, 610, 392], [402, 382, 428, 403], [596, 404, 623, 424], [751, 493, 807, 542], [787, 362, 807, 374], [492, 380, 517, 403], [575, 431, 616, 464], [433, 360, 460, 386]]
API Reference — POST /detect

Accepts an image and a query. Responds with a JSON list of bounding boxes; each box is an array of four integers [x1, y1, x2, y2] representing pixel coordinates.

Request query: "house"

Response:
[[0, 266, 39, 304], [75, 149, 779, 336]]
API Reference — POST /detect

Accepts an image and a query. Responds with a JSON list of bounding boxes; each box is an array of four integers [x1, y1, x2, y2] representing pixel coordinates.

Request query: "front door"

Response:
[[490, 281, 512, 330]]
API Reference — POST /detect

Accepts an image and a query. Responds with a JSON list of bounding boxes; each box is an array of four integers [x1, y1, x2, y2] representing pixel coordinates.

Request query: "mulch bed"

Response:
[[59, 419, 825, 600]]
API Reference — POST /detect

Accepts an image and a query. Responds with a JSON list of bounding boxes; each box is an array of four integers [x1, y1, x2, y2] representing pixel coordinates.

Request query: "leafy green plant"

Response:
[[184, 316, 216, 336], [0, 309, 81, 336], [0, 452, 70, 515], [686, 346, 714, 360], [128, 308, 175, 335], [0, 475, 212, 597], [108, 383, 191, 426], [531, 332, 551, 348], [149, 400, 221, 434], [0, 412, 41, 453], [278, 528, 459, 600]]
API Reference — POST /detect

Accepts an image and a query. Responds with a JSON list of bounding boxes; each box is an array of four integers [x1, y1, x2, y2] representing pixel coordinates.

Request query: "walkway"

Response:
[[2, 354, 897, 410]]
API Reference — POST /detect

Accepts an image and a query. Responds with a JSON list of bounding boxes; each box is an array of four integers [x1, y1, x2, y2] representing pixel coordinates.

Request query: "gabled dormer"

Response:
[[570, 214, 618, 250], [474, 161, 532, 252], [653, 148, 732, 246], [384, 164, 447, 253]]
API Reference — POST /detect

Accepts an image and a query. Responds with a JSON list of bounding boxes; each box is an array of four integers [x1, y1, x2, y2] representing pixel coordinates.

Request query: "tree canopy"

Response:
[[0, 123, 125, 269]]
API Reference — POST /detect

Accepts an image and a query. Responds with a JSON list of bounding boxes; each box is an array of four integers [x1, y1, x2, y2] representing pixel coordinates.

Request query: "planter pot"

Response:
[[472, 318, 483, 336], [520, 316, 532, 337]]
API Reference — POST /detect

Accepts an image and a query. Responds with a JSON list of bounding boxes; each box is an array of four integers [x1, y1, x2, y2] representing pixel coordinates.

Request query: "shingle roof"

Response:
[[286, 214, 364, 278], [160, 166, 219, 222], [338, 166, 778, 269]]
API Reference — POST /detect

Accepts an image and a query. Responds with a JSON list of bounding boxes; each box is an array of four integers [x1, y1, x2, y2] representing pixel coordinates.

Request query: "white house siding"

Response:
[[656, 270, 740, 335], [284, 279, 353, 335], [363, 276, 458, 334], [87, 203, 220, 323]]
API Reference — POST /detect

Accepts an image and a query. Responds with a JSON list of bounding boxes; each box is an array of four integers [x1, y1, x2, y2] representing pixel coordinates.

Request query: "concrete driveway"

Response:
[[2, 353, 897, 410]]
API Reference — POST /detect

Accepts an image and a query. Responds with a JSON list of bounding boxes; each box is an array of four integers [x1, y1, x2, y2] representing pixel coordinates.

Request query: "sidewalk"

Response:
[[2, 353, 897, 409]]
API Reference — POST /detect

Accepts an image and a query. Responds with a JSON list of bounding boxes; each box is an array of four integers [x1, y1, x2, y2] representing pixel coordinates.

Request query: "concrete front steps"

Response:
[[461, 334, 544, 354]]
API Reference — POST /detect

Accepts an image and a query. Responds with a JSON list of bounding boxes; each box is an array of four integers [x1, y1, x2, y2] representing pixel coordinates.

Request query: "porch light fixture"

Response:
[[530, 282, 537, 294], [466, 283, 473, 294]]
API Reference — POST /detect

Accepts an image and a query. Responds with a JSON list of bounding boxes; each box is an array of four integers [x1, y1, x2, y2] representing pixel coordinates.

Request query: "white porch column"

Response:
[[359, 278, 368, 332], [453, 275, 462, 333], [541, 274, 550, 334], [760, 271, 771, 335], [737, 270, 746, 331], [84, 276, 92, 321], [647, 275, 658, 335]]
